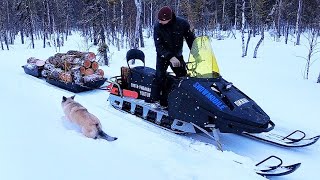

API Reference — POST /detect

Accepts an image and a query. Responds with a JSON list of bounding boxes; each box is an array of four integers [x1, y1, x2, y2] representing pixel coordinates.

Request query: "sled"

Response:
[[22, 65, 42, 78], [46, 78, 107, 93]]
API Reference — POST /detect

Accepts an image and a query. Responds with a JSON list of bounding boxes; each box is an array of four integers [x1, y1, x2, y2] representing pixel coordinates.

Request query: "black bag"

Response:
[[128, 66, 155, 101]]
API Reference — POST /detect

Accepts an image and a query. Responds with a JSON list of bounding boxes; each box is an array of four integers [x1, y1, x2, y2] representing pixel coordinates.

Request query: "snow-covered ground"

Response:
[[0, 32, 319, 180]]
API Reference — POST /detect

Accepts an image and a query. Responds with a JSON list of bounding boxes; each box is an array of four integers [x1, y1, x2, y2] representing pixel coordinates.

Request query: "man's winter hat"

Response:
[[158, 6, 173, 21]]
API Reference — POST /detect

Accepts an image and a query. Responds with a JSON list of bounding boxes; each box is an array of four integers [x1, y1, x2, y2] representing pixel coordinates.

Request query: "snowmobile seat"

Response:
[[126, 49, 145, 66]]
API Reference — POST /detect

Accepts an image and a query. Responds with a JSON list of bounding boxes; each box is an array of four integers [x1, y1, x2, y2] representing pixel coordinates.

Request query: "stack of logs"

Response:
[[40, 50, 104, 84], [25, 57, 45, 71]]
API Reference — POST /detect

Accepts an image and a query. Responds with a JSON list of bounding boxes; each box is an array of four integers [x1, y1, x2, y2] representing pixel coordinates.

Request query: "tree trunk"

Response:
[[20, 28, 24, 44], [304, 29, 318, 79], [249, 0, 256, 37], [134, 0, 142, 48], [6, 0, 10, 43], [277, 0, 282, 39], [285, 21, 289, 44], [46, 0, 51, 35], [51, 14, 58, 51], [43, 32, 46, 48], [4, 33, 9, 50], [42, 1, 47, 48], [27, 0, 35, 49], [222, 0, 226, 30], [65, 1, 70, 41], [150, 1, 153, 29], [234, 0, 237, 29], [253, 28, 264, 58], [119, 0, 123, 50], [317, 73, 320, 83], [1, 36, 4, 50], [245, 30, 252, 57], [295, 0, 302, 45], [241, 0, 246, 57], [112, 3, 116, 46], [176, 0, 180, 15], [139, 23, 144, 47]]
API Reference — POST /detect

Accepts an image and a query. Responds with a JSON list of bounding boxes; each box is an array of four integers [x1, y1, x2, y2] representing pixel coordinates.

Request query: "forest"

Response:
[[0, 0, 319, 80]]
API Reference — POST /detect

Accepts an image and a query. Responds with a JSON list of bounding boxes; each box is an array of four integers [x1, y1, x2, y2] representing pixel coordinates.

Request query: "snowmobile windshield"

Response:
[[187, 36, 220, 78]]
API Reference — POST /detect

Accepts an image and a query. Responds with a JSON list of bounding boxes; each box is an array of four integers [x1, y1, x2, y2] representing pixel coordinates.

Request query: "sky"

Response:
[[0, 31, 319, 180]]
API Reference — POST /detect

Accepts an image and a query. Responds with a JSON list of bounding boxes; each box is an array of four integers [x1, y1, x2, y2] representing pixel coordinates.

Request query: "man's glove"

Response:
[[169, 56, 181, 67]]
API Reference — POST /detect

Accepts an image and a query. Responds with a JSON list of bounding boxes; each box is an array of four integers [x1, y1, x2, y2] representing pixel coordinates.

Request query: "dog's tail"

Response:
[[97, 125, 118, 141]]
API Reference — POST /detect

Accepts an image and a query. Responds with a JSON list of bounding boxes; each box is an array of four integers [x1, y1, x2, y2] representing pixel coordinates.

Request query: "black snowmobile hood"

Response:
[[177, 77, 270, 126]]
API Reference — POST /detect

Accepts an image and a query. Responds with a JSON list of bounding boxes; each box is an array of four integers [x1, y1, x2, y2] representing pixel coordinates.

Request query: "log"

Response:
[[67, 50, 84, 57], [41, 70, 49, 78], [71, 66, 82, 83], [44, 63, 55, 71], [46, 56, 55, 65], [83, 59, 91, 68], [84, 68, 94, 76], [35, 60, 45, 67], [60, 72, 73, 83], [27, 57, 45, 68], [96, 69, 104, 77], [61, 61, 71, 71], [25, 63, 37, 70], [48, 68, 62, 80], [72, 57, 82, 65], [91, 61, 99, 71], [85, 52, 96, 61], [80, 66, 86, 75], [83, 74, 103, 83], [27, 57, 38, 64]]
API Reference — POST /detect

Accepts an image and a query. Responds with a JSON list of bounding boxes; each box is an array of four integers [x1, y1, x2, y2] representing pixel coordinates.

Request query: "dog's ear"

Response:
[[62, 96, 67, 102], [71, 95, 75, 99]]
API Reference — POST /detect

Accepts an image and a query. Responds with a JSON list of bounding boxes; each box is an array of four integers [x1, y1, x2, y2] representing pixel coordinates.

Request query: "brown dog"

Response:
[[61, 95, 117, 141]]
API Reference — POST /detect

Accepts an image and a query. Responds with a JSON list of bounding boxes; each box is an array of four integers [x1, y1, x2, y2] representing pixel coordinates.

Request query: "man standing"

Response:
[[149, 6, 195, 107]]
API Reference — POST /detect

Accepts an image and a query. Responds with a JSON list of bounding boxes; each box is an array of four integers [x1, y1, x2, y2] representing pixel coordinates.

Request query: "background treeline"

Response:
[[0, 0, 319, 80], [1, 0, 319, 50]]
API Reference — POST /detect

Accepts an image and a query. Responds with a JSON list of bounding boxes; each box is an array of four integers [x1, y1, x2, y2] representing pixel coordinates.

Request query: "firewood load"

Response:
[[22, 57, 46, 77], [41, 50, 105, 84], [25, 57, 45, 69]]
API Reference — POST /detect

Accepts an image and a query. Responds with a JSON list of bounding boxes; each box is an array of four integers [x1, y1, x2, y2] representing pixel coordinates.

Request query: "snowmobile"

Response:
[[108, 36, 319, 149], [107, 36, 319, 176]]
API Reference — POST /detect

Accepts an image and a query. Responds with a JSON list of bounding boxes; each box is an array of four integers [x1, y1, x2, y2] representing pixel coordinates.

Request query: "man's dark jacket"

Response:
[[153, 13, 195, 61]]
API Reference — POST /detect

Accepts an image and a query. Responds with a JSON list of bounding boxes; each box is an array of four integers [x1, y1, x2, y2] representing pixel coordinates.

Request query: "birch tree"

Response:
[[276, 0, 282, 39], [134, 0, 142, 48], [234, 0, 237, 29], [304, 30, 318, 79], [295, 0, 302, 45], [253, 0, 275, 58], [241, 0, 246, 57]]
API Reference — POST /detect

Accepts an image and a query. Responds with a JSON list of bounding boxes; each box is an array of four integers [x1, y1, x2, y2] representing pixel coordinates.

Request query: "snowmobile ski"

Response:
[[253, 156, 301, 176], [242, 130, 320, 148]]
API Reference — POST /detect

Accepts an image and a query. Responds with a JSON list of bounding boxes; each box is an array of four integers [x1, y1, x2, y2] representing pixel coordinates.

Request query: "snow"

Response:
[[1, 32, 319, 180]]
